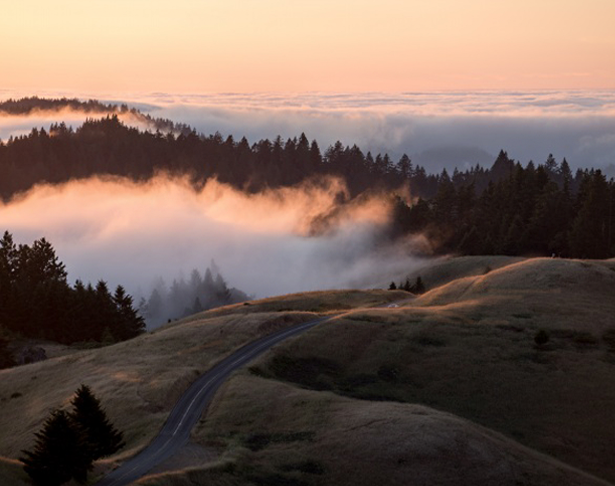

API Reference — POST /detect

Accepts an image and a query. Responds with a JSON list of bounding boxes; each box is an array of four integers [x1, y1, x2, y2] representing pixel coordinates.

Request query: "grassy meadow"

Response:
[[1, 258, 615, 485]]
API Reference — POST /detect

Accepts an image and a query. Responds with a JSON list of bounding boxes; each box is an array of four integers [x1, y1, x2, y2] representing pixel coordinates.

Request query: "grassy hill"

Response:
[[1, 259, 615, 485]]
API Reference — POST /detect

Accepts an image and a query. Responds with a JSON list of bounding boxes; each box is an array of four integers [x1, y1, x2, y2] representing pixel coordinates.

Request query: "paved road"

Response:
[[96, 314, 335, 486]]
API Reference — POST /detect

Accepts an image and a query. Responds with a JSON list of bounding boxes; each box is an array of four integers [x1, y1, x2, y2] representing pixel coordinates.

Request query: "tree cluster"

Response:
[[0, 231, 144, 345], [21, 384, 124, 486], [389, 276, 426, 294], [0, 113, 439, 201], [391, 151, 615, 258], [141, 262, 249, 326], [0, 97, 118, 116], [0, 96, 193, 136]]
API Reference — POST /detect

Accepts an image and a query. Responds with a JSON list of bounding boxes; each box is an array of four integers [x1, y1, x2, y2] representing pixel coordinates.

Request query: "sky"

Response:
[[2, 0, 615, 93]]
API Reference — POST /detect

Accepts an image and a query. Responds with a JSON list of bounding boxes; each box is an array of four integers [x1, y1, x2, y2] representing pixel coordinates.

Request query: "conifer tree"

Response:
[[113, 285, 145, 340], [21, 410, 91, 485], [413, 276, 426, 294], [69, 384, 125, 460]]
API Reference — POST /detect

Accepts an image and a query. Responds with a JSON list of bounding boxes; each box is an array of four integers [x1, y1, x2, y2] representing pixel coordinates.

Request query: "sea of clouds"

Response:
[[2, 90, 615, 174], [140, 90, 615, 174]]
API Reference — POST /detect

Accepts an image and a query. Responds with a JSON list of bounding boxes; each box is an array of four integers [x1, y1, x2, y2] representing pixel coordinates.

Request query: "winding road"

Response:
[[96, 314, 336, 486]]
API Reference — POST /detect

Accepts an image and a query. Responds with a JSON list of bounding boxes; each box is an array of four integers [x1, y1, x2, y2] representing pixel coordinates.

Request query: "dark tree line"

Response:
[[0, 113, 440, 201], [0, 96, 193, 135], [390, 276, 425, 294], [391, 151, 615, 259], [21, 384, 124, 486], [141, 262, 249, 327], [0, 231, 144, 346], [0, 97, 119, 116]]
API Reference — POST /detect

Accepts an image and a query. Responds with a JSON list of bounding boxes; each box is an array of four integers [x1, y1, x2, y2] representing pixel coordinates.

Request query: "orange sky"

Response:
[[2, 0, 614, 94]]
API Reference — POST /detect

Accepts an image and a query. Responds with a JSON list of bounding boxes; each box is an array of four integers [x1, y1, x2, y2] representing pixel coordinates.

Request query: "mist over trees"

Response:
[[140, 261, 250, 327], [0, 231, 144, 346], [1, 97, 614, 259], [0, 96, 193, 135]]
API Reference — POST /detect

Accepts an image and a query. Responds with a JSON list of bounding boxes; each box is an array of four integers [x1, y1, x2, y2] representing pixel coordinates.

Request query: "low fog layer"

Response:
[[0, 176, 425, 302], [2, 91, 615, 176]]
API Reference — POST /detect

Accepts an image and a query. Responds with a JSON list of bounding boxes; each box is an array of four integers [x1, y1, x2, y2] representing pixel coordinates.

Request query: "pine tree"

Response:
[[412, 276, 426, 294], [113, 285, 145, 340], [69, 384, 125, 460], [21, 409, 91, 485]]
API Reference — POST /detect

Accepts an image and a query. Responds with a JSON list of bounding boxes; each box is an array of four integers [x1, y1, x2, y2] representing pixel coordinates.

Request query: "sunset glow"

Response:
[[3, 0, 615, 93]]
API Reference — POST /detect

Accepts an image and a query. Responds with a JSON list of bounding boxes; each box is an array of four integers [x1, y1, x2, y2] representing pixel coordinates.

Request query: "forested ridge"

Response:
[[1, 97, 614, 258]]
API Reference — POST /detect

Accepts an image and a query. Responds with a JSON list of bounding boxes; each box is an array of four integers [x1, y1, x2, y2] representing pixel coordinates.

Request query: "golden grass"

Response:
[[202, 289, 411, 317], [0, 311, 319, 462], [134, 375, 612, 486], [406, 255, 524, 290], [241, 258, 615, 482]]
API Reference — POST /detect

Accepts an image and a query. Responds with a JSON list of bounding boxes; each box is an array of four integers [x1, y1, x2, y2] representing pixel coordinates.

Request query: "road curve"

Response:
[[96, 314, 336, 486]]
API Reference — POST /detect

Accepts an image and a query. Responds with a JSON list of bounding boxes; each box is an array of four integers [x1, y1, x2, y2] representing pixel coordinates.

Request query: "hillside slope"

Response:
[[134, 374, 611, 486], [1, 260, 614, 485], [0, 291, 403, 481], [247, 257, 615, 483]]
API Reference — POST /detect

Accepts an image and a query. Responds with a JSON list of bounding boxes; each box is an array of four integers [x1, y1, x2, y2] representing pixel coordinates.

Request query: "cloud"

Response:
[[0, 175, 424, 303], [2, 90, 615, 173], [139, 91, 615, 171]]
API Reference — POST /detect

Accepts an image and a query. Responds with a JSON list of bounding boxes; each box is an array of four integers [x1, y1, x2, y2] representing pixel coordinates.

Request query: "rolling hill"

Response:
[[1, 258, 614, 485]]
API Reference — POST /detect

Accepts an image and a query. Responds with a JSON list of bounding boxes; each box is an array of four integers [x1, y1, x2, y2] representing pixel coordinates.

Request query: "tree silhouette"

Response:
[[68, 384, 125, 460], [21, 410, 91, 485], [0, 232, 144, 345], [113, 285, 145, 340]]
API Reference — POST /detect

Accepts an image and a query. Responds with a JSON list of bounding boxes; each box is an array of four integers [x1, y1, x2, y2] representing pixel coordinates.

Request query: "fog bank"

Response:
[[0, 175, 425, 301]]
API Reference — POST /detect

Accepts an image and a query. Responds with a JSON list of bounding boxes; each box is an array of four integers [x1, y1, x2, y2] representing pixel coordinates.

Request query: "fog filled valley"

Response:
[[1, 96, 615, 486]]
